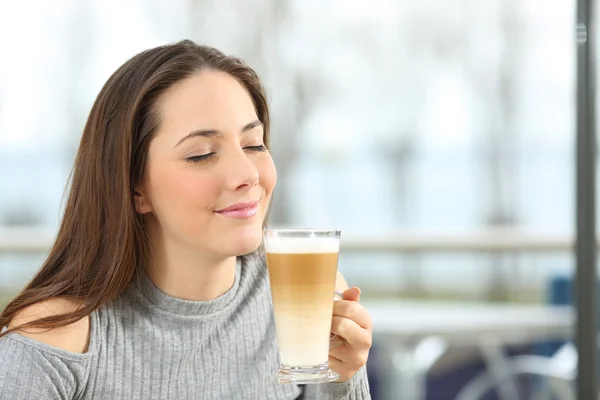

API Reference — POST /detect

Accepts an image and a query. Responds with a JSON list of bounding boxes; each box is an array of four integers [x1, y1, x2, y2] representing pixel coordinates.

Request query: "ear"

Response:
[[133, 187, 152, 214]]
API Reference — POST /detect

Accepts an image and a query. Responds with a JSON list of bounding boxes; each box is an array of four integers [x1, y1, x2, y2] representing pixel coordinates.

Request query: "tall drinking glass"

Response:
[[263, 228, 341, 384]]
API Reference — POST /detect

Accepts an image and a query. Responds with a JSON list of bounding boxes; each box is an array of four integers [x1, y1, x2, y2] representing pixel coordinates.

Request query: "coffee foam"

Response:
[[263, 237, 339, 254]]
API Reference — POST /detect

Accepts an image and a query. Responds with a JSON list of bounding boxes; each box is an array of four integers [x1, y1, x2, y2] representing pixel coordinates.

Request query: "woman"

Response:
[[0, 40, 372, 399]]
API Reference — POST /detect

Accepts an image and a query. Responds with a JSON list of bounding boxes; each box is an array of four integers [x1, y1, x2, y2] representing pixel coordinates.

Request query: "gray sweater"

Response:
[[0, 251, 370, 399]]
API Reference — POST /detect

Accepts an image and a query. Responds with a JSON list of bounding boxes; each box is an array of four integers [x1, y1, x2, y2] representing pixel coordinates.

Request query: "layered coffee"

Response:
[[264, 237, 339, 367]]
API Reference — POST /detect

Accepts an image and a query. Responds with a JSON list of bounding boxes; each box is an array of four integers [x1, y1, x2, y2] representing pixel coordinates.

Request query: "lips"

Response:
[[215, 201, 259, 219]]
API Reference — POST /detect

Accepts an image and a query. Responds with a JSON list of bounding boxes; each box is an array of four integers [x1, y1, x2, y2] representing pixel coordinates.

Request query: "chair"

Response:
[[455, 274, 581, 400], [454, 341, 575, 400]]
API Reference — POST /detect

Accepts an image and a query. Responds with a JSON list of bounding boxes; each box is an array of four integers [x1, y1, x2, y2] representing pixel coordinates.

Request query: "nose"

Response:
[[223, 147, 260, 191]]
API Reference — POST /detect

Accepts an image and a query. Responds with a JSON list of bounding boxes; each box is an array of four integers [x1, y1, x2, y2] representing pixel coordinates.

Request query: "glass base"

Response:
[[272, 363, 340, 384]]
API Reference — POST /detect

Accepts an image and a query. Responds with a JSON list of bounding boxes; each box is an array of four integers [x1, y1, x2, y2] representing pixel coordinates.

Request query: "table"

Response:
[[362, 300, 574, 400]]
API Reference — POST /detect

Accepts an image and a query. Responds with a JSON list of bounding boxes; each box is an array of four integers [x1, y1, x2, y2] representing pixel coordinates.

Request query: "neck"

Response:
[[145, 227, 237, 301]]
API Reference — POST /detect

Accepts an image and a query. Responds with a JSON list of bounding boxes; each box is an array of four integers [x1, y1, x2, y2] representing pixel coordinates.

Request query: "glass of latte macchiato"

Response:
[[263, 228, 342, 384]]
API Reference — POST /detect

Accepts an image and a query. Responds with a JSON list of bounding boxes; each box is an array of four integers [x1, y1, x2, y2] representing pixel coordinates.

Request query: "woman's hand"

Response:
[[329, 287, 372, 382]]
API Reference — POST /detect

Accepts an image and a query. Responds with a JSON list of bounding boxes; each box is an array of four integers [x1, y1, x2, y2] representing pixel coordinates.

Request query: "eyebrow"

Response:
[[175, 120, 263, 147]]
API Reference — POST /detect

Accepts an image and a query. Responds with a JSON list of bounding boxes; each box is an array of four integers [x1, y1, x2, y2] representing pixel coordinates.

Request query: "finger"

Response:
[[333, 300, 373, 330], [341, 286, 361, 302], [328, 354, 345, 365], [329, 344, 369, 368], [329, 336, 346, 351], [328, 355, 353, 382], [330, 316, 372, 349]]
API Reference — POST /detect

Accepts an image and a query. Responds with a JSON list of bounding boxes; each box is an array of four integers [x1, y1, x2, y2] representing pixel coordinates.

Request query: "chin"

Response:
[[228, 225, 263, 256]]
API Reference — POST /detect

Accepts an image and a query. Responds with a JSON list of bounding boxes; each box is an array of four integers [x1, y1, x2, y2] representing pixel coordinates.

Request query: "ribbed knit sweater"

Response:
[[0, 250, 370, 399]]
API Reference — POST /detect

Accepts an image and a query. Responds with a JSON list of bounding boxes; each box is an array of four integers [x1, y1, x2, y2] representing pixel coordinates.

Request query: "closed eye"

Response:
[[244, 145, 267, 152], [185, 153, 215, 163], [185, 145, 266, 163]]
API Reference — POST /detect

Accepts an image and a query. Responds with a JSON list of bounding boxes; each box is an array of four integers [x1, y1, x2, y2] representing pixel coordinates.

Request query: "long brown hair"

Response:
[[0, 40, 271, 337]]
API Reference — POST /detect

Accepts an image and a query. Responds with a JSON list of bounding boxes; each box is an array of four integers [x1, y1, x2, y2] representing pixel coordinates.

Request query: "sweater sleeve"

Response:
[[302, 366, 371, 399], [0, 332, 89, 400]]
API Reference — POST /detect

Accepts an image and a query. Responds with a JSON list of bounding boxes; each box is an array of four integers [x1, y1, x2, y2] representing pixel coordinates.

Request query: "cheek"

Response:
[[258, 155, 277, 196], [150, 165, 219, 215]]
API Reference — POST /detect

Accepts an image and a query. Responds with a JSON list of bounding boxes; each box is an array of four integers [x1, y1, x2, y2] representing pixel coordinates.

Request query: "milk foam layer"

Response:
[[263, 237, 339, 254]]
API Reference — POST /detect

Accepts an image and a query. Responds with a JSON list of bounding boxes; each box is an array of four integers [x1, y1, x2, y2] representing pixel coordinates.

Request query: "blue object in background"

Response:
[[536, 274, 572, 357]]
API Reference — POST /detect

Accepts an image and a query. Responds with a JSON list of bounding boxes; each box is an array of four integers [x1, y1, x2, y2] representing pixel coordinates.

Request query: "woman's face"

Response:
[[136, 71, 277, 259]]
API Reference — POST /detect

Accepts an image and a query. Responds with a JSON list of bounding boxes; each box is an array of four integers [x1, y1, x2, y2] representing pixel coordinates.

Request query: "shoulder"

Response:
[[8, 297, 90, 354]]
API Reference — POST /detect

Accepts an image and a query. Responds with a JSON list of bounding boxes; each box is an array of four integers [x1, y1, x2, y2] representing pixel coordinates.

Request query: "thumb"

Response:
[[341, 286, 361, 302]]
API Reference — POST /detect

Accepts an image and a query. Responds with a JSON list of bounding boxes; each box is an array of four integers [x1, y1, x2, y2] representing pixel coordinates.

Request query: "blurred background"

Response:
[[0, 0, 583, 399]]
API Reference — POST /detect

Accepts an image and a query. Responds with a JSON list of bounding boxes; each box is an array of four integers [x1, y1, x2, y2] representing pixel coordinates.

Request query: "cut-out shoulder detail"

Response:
[[8, 297, 90, 354]]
